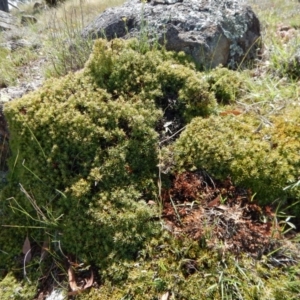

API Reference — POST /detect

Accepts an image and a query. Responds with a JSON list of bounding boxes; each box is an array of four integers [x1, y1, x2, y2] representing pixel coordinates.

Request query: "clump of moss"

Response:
[[85, 38, 217, 122], [206, 66, 246, 104], [0, 38, 238, 287], [2, 69, 162, 270], [172, 109, 300, 212], [0, 273, 36, 300], [75, 233, 300, 300]]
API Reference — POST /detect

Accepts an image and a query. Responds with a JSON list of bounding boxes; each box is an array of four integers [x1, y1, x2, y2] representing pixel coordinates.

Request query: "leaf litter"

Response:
[[161, 171, 300, 261]]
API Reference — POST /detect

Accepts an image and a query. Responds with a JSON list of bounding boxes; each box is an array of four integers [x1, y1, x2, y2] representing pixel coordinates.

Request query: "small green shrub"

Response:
[[206, 66, 246, 104], [0, 38, 231, 284], [2, 70, 161, 273], [85, 38, 217, 122], [172, 109, 300, 211], [0, 273, 36, 300]]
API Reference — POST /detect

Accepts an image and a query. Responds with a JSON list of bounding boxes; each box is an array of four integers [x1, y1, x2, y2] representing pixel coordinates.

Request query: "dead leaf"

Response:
[[22, 236, 32, 263], [68, 266, 79, 292], [83, 270, 94, 290], [161, 291, 169, 300], [208, 196, 220, 207], [37, 292, 44, 300]]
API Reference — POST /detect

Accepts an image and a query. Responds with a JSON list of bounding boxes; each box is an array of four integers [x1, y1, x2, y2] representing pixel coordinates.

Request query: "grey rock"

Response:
[[0, 38, 33, 51], [0, 10, 18, 31], [82, 0, 261, 69], [0, 79, 44, 102]]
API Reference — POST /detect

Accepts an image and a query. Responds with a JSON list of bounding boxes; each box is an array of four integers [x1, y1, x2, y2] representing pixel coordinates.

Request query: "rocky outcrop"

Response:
[[82, 0, 261, 69], [0, 10, 17, 31]]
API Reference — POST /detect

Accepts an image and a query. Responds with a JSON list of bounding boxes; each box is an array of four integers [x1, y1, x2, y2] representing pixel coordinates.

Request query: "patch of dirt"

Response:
[[161, 171, 299, 260]]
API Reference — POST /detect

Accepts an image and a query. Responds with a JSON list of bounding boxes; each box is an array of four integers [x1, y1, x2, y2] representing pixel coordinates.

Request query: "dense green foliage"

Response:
[[206, 67, 245, 104], [1, 36, 300, 299], [76, 233, 300, 300], [2, 71, 160, 268], [172, 109, 300, 209], [2, 38, 227, 277], [86, 39, 222, 122], [0, 273, 36, 300]]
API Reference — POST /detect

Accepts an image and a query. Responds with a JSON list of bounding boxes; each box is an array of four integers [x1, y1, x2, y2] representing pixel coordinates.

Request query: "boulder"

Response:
[[82, 0, 261, 69], [0, 10, 17, 31]]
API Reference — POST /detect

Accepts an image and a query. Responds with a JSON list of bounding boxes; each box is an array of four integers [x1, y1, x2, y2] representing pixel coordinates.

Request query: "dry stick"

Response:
[[57, 240, 68, 260], [159, 126, 186, 146], [19, 183, 47, 221], [158, 159, 162, 205], [23, 248, 32, 282]]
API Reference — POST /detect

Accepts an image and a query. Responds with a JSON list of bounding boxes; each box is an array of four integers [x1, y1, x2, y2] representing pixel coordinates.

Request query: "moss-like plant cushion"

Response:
[[173, 109, 300, 211], [1, 38, 299, 299], [1, 38, 226, 274]]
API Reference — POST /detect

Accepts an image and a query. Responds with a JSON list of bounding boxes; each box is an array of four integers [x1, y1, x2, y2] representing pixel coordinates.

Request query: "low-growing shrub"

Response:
[[2, 71, 161, 272], [85, 38, 218, 122], [1, 38, 240, 282], [1, 37, 300, 299], [0, 273, 36, 300], [172, 109, 300, 212], [1, 36, 224, 275], [206, 66, 246, 104]]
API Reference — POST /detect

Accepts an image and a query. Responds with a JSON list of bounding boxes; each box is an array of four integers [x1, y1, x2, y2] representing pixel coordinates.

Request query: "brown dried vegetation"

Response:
[[162, 172, 286, 257]]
